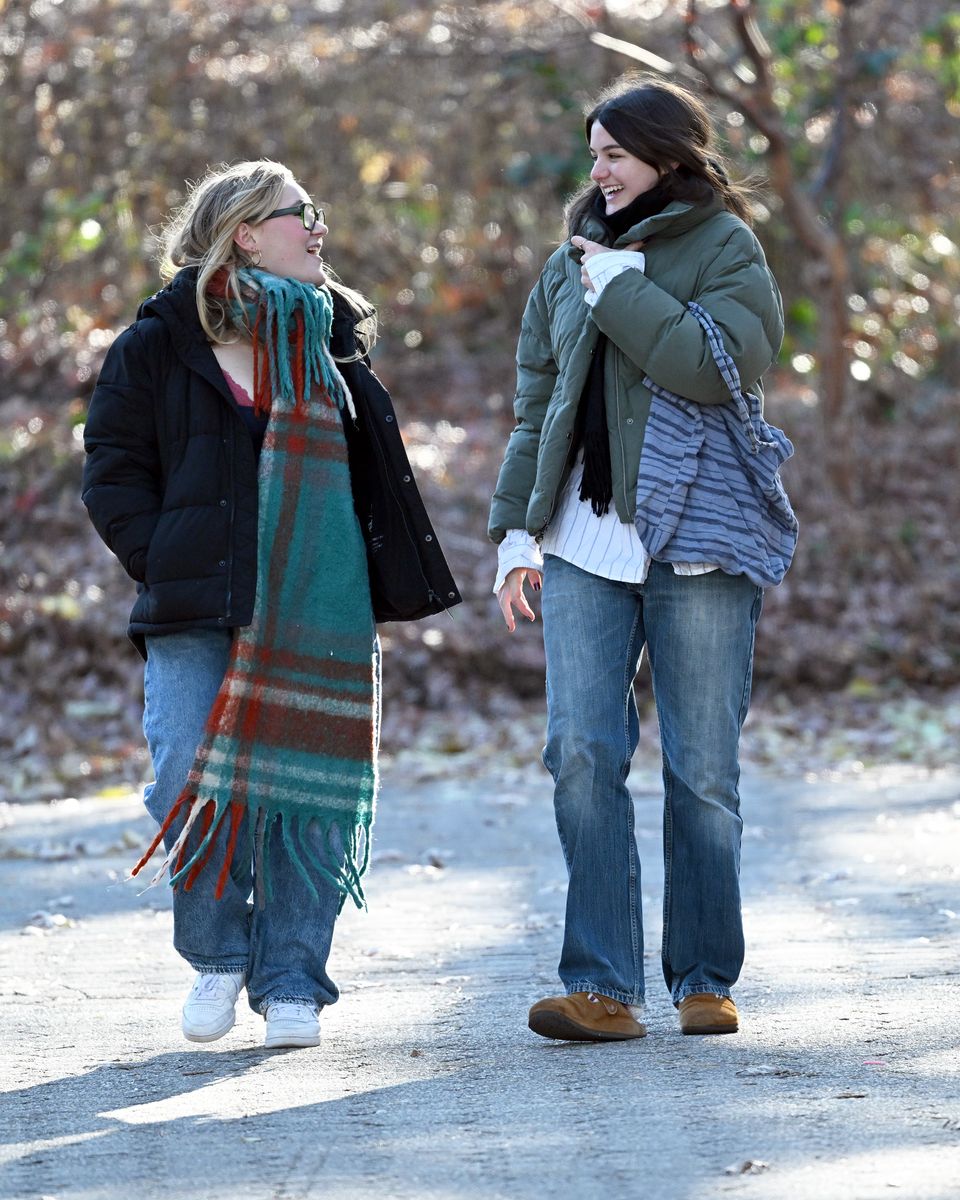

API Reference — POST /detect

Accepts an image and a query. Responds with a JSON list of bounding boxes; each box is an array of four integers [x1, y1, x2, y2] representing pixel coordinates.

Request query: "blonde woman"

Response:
[[83, 161, 459, 1049]]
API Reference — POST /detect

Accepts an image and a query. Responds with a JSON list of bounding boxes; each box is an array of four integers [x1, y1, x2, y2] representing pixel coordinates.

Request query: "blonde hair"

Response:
[[159, 159, 375, 356]]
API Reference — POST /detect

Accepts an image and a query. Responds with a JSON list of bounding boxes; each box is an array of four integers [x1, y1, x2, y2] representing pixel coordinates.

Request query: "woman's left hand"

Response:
[[571, 235, 644, 291], [570, 236, 607, 292]]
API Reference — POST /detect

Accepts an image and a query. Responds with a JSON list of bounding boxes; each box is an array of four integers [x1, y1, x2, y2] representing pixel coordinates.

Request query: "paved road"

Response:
[[1, 738, 959, 1200]]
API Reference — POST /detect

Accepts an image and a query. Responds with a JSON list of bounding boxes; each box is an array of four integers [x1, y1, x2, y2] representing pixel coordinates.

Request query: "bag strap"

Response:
[[642, 302, 776, 454]]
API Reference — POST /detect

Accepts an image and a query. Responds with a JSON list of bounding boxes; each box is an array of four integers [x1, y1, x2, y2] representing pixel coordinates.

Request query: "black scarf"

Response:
[[574, 185, 671, 515]]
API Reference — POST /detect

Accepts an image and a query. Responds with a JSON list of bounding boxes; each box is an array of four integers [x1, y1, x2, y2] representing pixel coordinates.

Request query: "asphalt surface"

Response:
[[2, 735, 959, 1200]]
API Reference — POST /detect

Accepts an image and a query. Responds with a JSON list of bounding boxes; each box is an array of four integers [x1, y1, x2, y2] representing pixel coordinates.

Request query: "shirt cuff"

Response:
[[493, 529, 544, 594], [583, 249, 646, 307]]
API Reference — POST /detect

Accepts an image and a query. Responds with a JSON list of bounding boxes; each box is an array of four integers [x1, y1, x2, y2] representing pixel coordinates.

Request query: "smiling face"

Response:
[[235, 182, 328, 285], [589, 121, 661, 215]]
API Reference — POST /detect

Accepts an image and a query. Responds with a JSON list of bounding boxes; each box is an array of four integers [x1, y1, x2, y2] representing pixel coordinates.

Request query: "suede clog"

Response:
[[528, 991, 647, 1042], [678, 993, 739, 1035]]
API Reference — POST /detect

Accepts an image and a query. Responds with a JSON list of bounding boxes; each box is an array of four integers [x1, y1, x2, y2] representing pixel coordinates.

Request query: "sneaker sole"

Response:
[[263, 1033, 321, 1049], [182, 1016, 235, 1043], [528, 1011, 646, 1042]]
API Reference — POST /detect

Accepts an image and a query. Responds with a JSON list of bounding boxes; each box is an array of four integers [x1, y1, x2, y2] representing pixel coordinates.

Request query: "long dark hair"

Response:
[[565, 74, 755, 237]]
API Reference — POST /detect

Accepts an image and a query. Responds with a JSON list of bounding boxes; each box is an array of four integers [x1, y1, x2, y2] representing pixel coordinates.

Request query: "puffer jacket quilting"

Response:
[[82, 271, 259, 656]]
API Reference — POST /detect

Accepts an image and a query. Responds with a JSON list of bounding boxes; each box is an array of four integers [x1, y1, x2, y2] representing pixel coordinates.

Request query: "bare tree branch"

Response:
[[729, 2, 772, 86], [685, 0, 855, 496], [808, 0, 858, 203], [588, 30, 676, 74]]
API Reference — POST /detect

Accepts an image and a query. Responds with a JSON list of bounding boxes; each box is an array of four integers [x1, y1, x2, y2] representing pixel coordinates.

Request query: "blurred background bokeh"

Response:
[[2, 0, 959, 803]]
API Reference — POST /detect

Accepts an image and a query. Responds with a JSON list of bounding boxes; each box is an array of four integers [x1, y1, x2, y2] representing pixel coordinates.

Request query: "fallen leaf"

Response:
[[371, 848, 405, 864], [24, 910, 75, 930], [405, 864, 443, 878], [724, 1160, 770, 1176]]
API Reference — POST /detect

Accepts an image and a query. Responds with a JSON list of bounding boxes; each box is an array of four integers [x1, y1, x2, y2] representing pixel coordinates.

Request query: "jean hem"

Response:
[[564, 981, 645, 1007], [259, 994, 321, 1015], [182, 959, 248, 975], [674, 983, 733, 1004]]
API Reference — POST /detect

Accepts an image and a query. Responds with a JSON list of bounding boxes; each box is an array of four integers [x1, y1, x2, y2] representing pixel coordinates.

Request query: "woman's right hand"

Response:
[[497, 567, 542, 633]]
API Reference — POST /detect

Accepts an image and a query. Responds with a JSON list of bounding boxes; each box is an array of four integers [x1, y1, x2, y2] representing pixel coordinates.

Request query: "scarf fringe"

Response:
[[130, 791, 371, 911], [578, 428, 614, 516], [237, 269, 356, 421]]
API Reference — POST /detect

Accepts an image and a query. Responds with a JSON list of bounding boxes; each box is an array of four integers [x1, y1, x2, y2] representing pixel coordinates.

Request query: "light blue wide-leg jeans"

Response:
[[540, 556, 762, 1006], [142, 629, 342, 1013]]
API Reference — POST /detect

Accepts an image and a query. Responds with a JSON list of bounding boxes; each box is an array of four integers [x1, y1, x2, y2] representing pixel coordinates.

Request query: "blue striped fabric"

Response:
[[634, 303, 798, 588]]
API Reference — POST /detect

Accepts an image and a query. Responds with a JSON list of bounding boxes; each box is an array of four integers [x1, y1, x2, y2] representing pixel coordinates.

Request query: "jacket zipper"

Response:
[[224, 419, 236, 620], [535, 438, 578, 538], [613, 349, 630, 516], [368, 419, 437, 604], [534, 342, 594, 537]]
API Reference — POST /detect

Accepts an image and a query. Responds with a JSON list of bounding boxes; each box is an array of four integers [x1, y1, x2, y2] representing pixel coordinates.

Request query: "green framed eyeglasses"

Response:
[[264, 201, 325, 230]]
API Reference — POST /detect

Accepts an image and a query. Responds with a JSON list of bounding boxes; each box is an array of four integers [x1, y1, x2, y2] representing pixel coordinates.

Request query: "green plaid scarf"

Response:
[[132, 273, 377, 909]]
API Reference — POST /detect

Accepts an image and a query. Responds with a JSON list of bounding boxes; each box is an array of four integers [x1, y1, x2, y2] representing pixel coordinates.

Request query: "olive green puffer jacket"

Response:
[[488, 195, 784, 542]]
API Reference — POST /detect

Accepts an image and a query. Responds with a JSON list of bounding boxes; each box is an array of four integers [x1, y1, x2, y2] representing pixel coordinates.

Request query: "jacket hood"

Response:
[[137, 267, 206, 350], [135, 267, 237, 404]]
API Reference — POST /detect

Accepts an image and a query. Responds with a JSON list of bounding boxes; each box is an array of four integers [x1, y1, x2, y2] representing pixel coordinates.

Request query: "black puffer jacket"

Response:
[[82, 269, 460, 656]]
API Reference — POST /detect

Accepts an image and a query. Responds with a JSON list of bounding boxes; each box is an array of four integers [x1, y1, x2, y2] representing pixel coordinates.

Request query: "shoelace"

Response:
[[192, 974, 238, 1000], [267, 1003, 316, 1022]]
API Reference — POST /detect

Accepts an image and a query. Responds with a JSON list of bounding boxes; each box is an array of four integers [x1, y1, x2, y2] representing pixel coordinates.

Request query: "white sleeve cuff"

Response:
[[583, 249, 646, 307], [493, 529, 544, 594]]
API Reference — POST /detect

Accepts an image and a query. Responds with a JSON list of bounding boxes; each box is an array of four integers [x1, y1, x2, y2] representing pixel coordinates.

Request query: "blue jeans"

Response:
[[142, 629, 343, 1014], [540, 556, 763, 1006]]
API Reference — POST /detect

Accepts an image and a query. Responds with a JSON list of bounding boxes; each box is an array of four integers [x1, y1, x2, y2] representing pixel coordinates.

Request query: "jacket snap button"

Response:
[[448, 591, 455, 599], [219, 498, 227, 507], [424, 534, 433, 542], [219, 560, 226, 567], [403, 475, 411, 483], [217, 617, 225, 624], [626, 417, 634, 425], [385, 414, 394, 422]]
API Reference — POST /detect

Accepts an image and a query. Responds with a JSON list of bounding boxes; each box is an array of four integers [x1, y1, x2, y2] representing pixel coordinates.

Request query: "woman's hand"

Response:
[[570, 235, 607, 292], [571, 235, 645, 291], [497, 566, 542, 633]]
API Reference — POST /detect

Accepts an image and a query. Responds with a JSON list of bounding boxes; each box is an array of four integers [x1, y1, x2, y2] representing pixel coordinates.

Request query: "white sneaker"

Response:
[[181, 972, 245, 1042], [264, 1002, 321, 1049]]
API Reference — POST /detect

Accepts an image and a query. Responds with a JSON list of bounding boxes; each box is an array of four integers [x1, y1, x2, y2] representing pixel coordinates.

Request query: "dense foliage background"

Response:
[[2, 0, 959, 800]]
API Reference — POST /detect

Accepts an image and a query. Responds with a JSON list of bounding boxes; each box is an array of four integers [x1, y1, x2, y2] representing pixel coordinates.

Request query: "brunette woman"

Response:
[[490, 77, 786, 1040]]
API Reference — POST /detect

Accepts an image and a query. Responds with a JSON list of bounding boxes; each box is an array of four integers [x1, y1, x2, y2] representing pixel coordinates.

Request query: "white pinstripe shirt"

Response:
[[494, 459, 716, 592]]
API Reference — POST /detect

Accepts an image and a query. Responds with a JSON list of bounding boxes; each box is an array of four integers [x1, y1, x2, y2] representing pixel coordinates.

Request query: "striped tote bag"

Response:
[[634, 302, 798, 588]]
